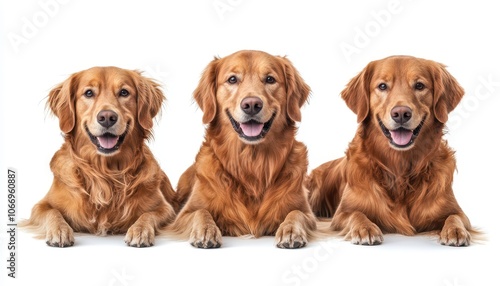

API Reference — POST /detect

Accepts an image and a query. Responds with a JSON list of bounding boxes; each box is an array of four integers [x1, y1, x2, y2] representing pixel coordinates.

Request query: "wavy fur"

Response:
[[166, 50, 317, 248], [307, 56, 480, 246], [20, 67, 177, 247]]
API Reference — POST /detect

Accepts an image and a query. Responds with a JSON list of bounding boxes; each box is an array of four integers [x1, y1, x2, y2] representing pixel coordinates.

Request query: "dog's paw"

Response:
[[348, 222, 383, 245], [275, 221, 308, 249], [46, 223, 75, 247], [189, 223, 222, 249], [439, 226, 471, 247], [125, 223, 155, 247]]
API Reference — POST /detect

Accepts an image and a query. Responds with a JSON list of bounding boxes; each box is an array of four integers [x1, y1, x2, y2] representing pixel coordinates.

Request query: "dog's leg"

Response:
[[125, 203, 176, 247], [332, 211, 383, 245], [275, 210, 316, 249], [439, 214, 471, 246], [174, 164, 196, 211], [23, 201, 75, 247], [306, 159, 345, 218], [186, 209, 222, 248]]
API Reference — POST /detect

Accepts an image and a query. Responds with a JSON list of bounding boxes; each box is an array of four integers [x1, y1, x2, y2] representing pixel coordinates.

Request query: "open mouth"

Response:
[[86, 126, 127, 154], [226, 110, 275, 142], [378, 116, 425, 149]]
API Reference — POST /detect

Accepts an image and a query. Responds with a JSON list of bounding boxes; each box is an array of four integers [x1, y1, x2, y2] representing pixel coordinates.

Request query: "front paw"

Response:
[[125, 223, 155, 247], [439, 226, 471, 246], [189, 223, 222, 249], [439, 214, 471, 247], [275, 222, 308, 249], [46, 223, 75, 247], [347, 222, 383, 245]]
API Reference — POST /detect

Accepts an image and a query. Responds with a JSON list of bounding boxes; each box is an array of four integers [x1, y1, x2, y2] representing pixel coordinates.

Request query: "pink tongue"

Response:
[[240, 121, 264, 137], [389, 129, 413, 146], [97, 135, 119, 149]]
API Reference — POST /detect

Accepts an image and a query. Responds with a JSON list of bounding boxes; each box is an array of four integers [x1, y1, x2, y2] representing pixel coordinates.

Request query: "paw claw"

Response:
[[189, 223, 222, 249], [439, 227, 471, 247], [45, 224, 75, 248], [125, 224, 155, 247], [348, 223, 383, 246], [275, 222, 308, 249]]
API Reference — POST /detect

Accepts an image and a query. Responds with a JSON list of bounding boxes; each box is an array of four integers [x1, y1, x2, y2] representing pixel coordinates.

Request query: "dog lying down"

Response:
[[307, 56, 481, 246], [21, 66, 178, 247], [169, 50, 318, 248]]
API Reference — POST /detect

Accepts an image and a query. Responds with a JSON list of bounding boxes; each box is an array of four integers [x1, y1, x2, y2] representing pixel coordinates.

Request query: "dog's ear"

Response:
[[193, 57, 219, 124], [135, 71, 165, 131], [47, 74, 77, 134], [280, 56, 311, 122], [341, 63, 373, 123], [430, 62, 465, 124]]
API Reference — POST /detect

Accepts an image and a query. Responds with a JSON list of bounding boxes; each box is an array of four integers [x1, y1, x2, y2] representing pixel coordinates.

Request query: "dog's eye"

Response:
[[265, 76, 276, 84], [84, 89, 94, 98], [227, 76, 238, 84], [119, 89, 130, 97], [415, 82, 425, 90], [378, 83, 388, 91]]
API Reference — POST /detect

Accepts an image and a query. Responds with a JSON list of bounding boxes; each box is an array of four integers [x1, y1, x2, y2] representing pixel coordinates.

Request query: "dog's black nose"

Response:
[[391, 106, 412, 124], [97, 110, 118, 128], [240, 96, 263, 116]]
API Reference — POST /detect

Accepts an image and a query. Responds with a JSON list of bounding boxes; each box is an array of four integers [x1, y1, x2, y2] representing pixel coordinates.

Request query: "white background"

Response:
[[1, 1, 499, 285]]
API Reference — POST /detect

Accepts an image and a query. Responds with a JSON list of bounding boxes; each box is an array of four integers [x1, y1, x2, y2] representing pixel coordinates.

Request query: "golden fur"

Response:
[[20, 67, 177, 247], [307, 56, 475, 246], [170, 50, 317, 248]]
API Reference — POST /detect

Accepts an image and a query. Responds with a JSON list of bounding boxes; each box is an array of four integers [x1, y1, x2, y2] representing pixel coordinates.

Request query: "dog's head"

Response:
[[341, 56, 464, 151], [48, 66, 164, 156], [193, 50, 310, 145]]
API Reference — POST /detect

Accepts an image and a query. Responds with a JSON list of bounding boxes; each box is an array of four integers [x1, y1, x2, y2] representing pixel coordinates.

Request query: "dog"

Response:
[[20, 66, 177, 247], [170, 50, 317, 248], [307, 55, 474, 246]]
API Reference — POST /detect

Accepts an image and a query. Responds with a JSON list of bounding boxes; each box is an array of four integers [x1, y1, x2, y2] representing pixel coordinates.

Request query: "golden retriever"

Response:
[[20, 67, 177, 247], [307, 56, 475, 246], [170, 50, 317, 248]]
